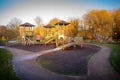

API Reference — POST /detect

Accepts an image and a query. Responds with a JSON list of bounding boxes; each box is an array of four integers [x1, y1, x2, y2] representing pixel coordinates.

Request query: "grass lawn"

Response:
[[105, 44, 120, 73], [0, 48, 19, 80]]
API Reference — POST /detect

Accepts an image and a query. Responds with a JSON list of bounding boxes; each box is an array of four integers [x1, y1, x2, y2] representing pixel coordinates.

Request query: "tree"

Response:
[[68, 18, 80, 37], [34, 16, 42, 26], [34, 24, 45, 36], [0, 25, 8, 38], [7, 17, 22, 29], [0, 25, 15, 40], [7, 17, 22, 40], [49, 18, 60, 25], [84, 10, 113, 41], [113, 9, 120, 40]]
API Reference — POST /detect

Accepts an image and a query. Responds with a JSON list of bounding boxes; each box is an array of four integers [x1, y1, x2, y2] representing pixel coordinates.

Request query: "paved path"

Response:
[[7, 44, 120, 80], [0, 46, 6, 48], [7, 45, 85, 80], [87, 45, 120, 80]]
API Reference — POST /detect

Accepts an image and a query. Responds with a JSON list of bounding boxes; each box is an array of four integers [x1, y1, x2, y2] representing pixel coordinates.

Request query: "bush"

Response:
[[0, 40, 7, 46]]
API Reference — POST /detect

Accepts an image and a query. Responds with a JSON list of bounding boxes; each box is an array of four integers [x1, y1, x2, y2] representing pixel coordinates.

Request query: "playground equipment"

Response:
[[19, 22, 35, 45], [18, 21, 83, 49], [43, 21, 70, 49], [43, 24, 57, 46], [55, 20, 70, 49], [74, 37, 83, 48], [57, 36, 83, 50], [45, 37, 55, 45]]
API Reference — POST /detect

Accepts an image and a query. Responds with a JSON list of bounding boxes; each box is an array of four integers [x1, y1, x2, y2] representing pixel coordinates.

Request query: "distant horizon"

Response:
[[0, 0, 120, 25]]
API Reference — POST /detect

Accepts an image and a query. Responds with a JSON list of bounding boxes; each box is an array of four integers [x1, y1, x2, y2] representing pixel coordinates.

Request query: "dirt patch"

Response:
[[37, 44, 101, 76], [9, 44, 56, 52]]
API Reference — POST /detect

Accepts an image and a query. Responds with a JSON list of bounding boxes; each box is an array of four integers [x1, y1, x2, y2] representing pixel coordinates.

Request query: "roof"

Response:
[[19, 22, 35, 27], [43, 24, 55, 28], [55, 20, 70, 26]]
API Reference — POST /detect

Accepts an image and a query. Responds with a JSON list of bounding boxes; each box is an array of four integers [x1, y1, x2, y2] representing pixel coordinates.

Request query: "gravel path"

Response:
[[7, 44, 120, 80]]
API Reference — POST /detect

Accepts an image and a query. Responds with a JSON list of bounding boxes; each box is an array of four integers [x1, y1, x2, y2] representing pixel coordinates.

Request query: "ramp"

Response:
[[45, 37, 55, 45], [58, 42, 74, 50]]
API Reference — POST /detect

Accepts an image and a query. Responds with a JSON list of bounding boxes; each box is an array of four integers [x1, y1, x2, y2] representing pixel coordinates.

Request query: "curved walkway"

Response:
[[7, 44, 120, 80], [7, 46, 84, 80], [87, 45, 120, 80]]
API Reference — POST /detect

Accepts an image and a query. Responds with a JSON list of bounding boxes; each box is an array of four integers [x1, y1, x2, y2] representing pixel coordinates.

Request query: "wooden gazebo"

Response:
[[55, 20, 70, 49], [55, 20, 70, 38], [55, 20, 70, 26], [19, 22, 35, 45]]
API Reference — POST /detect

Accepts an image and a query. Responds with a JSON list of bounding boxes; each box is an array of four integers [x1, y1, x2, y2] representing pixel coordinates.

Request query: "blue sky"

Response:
[[0, 0, 120, 25]]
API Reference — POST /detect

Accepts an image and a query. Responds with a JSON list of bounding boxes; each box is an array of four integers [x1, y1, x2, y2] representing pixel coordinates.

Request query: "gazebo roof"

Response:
[[55, 20, 70, 26], [19, 22, 35, 27], [43, 24, 55, 28]]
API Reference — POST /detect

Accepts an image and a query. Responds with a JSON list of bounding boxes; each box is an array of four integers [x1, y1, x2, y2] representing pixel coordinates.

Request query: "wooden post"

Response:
[[74, 37, 76, 48], [55, 36, 58, 47], [62, 38, 64, 50]]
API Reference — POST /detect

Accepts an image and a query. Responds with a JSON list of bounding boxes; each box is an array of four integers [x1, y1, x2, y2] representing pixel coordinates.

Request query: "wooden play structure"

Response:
[[19, 22, 35, 45], [43, 24, 57, 46], [74, 37, 83, 48], [55, 20, 70, 49], [19, 21, 83, 49], [43, 20, 70, 49]]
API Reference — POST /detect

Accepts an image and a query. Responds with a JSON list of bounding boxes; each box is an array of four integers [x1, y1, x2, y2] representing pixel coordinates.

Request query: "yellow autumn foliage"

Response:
[[34, 26, 45, 36]]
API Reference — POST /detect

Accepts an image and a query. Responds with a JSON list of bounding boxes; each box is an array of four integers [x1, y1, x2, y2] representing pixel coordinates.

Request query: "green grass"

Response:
[[91, 42, 120, 73], [106, 44, 120, 73], [87, 53, 94, 60], [0, 48, 19, 80]]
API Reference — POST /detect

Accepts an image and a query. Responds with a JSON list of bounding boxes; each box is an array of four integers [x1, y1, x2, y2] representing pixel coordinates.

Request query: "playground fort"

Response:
[[19, 20, 83, 49]]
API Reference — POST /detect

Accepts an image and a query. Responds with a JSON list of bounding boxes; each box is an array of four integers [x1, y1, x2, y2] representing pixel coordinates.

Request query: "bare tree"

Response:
[[7, 17, 22, 40], [7, 17, 22, 29], [34, 16, 42, 26]]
